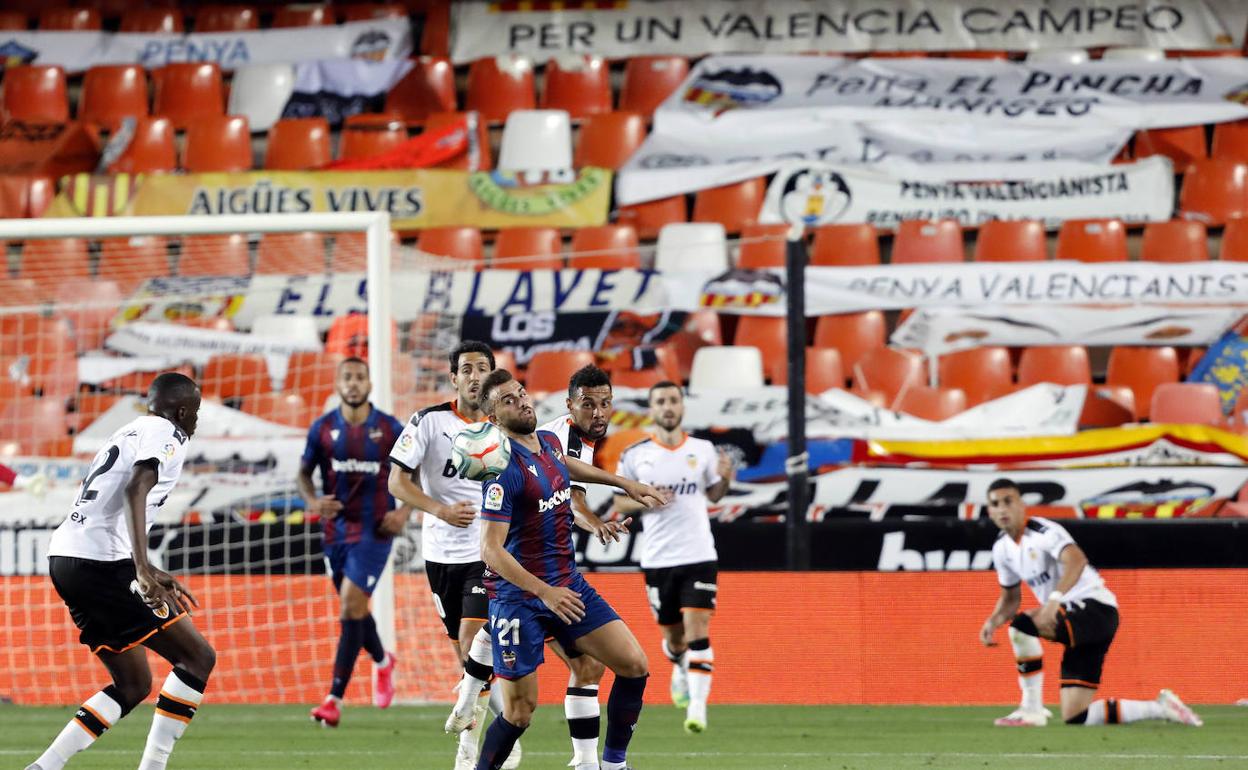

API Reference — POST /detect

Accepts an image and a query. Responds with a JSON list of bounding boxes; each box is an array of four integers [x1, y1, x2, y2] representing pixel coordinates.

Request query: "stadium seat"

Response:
[[0, 278, 47, 308], [526, 350, 596, 397], [692, 178, 766, 234], [228, 64, 295, 132], [1, 65, 68, 123], [654, 223, 728, 272], [202, 354, 272, 400], [542, 55, 612, 118], [616, 196, 688, 240], [737, 223, 788, 268], [574, 111, 646, 170], [72, 392, 123, 434], [1079, 385, 1137, 429], [491, 349, 518, 376], [330, 230, 399, 273], [1140, 220, 1209, 262], [0, 10, 26, 29], [385, 56, 457, 123], [424, 111, 493, 170], [688, 346, 765, 392], [264, 118, 332, 170], [119, 8, 183, 32], [852, 348, 925, 405], [178, 234, 251, 276], [1211, 119, 1248, 163], [1220, 218, 1248, 261], [339, 3, 406, 21], [241, 391, 312, 428], [612, 367, 667, 389], [256, 232, 327, 274], [467, 56, 536, 123], [99, 236, 170, 294], [418, 226, 485, 267], [1016, 345, 1091, 386], [619, 56, 689, 116], [896, 385, 967, 421], [153, 63, 224, 128], [890, 219, 964, 264], [0, 398, 71, 457], [661, 310, 723, 382], [797, 347, 846, 393], [1102, 46, 1166, 61], [810, 224, 880, 266], [418, 0, 450, 57], [339, 114, 408, 160], [498, 110, 573, 172], [251, 315, 321, 351], [1026, 48, 1090, 64], [79, 65, 149, 128], [1150, 382, 1224, 426], [1107, 346, 1180, 420], [973, 220, 1048, 262], [184, 115, 253, 172], [54, 278, 121, 352], [0, 313, 74, 358], [272, 4, 329, 26], [938, 346, 1014, 406], [286, 351, 342, 407], [1134, 126, 1207, 173], [1178, 160, 1248, 224], [18, 238, 89, 282], [39, 7, 100, 29], [105, 117, 177, 174], [813, 311, 887, 374], [1055, 219, 1128, 262], [569, 225, 640, 270], [325, 314, 397, 358], [734, 316, 788, 382], [194, 4, 258, 31], [493, 227, 563, 270]]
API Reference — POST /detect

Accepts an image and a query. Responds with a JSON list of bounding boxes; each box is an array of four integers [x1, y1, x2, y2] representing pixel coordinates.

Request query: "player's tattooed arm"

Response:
[[126, 460, 198, 616], [564, 456, 670, 508], [482, 520, 585, 623], [386, 465, 475, 528]]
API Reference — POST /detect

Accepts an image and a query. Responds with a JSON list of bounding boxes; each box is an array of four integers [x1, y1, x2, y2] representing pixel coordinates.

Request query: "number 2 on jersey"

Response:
[[77, 445, 120, 504], [492, 616, 520, 646]]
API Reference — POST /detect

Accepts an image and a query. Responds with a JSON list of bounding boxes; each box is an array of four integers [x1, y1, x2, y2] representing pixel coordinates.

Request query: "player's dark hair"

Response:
[[480, 368, 515, 408], [148, 371, 199, 405], [648, 380, 682, 402], [568, 364, 611, 399], [338, 356, 368, 372], [449, 340, 495, 373], [988, 478, 1021, 495]]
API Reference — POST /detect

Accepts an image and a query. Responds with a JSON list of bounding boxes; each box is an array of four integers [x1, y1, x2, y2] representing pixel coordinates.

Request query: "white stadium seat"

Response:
[[688, 346, 765, 392], [1101, 47, 1166, 62], [1026, 48, 1091, 64], [251, 314, 322, 348], [227, 63, 295, 132], [654, 222, 729, 272], [497, 109, 573, 173]]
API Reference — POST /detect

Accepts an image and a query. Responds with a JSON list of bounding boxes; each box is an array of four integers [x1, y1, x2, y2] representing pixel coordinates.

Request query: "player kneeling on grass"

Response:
[[28, 373, 215, 770], [979, 478, 1202, 729]]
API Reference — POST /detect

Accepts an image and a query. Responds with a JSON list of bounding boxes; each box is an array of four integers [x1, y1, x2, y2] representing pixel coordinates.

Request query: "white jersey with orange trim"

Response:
[[48, 415, 189, 562], [538, 415, 597, 492], [992, 517, 1118, 608], [389, 400, 484, 565], [615, 433, 720, 570]]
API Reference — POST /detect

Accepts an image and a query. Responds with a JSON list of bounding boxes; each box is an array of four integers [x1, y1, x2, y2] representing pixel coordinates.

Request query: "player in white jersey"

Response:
[[979, 478, 1202, 729], [614, 381, 734, 734], [29, 373, 216, 770]]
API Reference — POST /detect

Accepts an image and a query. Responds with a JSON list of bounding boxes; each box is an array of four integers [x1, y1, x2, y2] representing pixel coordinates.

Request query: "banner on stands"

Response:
[[0, 19, 412, 72], [281, 59, 414, 126], [462, 310, 685, 366], [757, 158, 1173, 230], [616, 121, 1131, 204], [655, 55, 1248, 131], [1188, 326, 1248, 415], [451, 0, 1243, 62], [892, 304, 1241, 356]]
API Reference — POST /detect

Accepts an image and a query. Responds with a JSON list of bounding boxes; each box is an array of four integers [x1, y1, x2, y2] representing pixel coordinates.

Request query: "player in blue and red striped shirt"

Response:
[[475, 368, 667, 770], [297, 357, 407, 728]]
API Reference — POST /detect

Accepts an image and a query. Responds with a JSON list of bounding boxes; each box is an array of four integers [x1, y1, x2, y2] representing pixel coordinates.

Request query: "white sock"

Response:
[[35, 688, 125, 770], [458, 689, 489, 754], [565, 677, 600, 762], [453, 628, 493, 718], [138, 669, 206, 770], [687, 638, 713, 719], [1081, 697, 1166, 725], [488, 682, 505, 716], [1008, 627, 1044, 712]]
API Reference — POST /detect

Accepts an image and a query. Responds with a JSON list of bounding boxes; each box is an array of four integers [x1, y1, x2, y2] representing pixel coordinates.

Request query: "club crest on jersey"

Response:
[[484, 483, 504, 511], [152, 601, 170, 620], [686, 453, 698, 469]]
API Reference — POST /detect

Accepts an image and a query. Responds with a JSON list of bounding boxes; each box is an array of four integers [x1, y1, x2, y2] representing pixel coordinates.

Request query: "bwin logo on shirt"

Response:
[[538, 487, 572, 513]]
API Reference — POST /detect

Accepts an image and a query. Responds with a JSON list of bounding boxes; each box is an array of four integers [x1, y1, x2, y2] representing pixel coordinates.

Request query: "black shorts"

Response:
[[49, 556, 186, 655], [426, 560, 489, 640], [1053, 599, 1120, 689], [642, 560, 718, 626]]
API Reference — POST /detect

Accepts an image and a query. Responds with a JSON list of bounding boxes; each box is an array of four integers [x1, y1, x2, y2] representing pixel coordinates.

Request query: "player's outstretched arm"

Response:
[[386, 465, 476, 528], [125, 461, 197, 616], [979, 584, 1021, 646], [571, 489, 633, 544], [481, 520, 585, 623], [564, 456, 669, 508]]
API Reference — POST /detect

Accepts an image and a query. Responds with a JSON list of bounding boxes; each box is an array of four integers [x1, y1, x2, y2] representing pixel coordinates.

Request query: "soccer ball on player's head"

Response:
[[451, 422, 513, 481]]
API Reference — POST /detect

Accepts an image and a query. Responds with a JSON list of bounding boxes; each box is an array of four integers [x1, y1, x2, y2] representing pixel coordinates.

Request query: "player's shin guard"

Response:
[[1008, 624, 1044, 713], [566, 683, 601, 763], [331, 618, 365, 698], [1068, 697, 1165, 725], [137, 668, 206, 770], [602, 674, 648, 767], [476, 715, 526, 770], [360, 613, 386, 664], [33, 686, 130, 770]]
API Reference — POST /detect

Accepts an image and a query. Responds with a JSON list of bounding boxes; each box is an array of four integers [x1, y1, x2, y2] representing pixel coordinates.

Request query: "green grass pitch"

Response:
[[3, 704, 1246, 769]]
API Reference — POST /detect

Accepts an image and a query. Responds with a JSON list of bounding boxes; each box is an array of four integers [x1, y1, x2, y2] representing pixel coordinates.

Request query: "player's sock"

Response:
[[686, 638, 714, 724], [137, 668, 207, 770], [602, 674, 647, 767], [330, 618, 365, 698], [360, 613, 386, 664], [33, 686, 130, 770], [476, 715, 526, 770], [1008, 626, 1044, 712], [1069, 697, 1166, 725], [454, 628, 494, 717], [565, 680, 601, 762]]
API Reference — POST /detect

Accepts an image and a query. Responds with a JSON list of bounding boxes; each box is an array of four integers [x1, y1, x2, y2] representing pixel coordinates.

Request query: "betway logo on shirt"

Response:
[[331, 459, 382, 474], [538, 487, 572, 514]]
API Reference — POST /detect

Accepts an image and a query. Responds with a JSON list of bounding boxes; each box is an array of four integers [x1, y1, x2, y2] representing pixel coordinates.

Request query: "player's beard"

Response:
[[656, 413, 681, 432], [581, 420, 608, 441], [505, 410, 537, 435], [342, 393, 368, 408]]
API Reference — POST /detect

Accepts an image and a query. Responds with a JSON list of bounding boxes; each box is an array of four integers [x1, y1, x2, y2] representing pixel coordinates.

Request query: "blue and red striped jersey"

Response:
[[480, 431, 578, 601], [301, 405, 404, 545]]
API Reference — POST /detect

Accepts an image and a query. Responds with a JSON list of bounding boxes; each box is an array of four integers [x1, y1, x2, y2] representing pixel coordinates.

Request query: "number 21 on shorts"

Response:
[[491, 614, 520, 646]]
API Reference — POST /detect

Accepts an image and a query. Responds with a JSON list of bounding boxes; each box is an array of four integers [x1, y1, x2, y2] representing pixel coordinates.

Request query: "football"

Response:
[[451, 421, 513, 481]]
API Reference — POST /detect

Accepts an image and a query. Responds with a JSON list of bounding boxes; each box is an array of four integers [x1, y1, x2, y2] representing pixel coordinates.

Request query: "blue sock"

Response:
[[602, 674, 648, 764], [476, 715, 526, 770], [360, 613, 386, 663], [330, 618, 364, 698]]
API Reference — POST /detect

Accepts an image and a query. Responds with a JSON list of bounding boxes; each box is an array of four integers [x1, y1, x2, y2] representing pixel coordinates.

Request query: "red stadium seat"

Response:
[[329, 230, 400, 273], [1074, 384, 1135, 429], [1017, 346, 1091, 387], [734, 316, 788, 382], [891, 219, 964, 264], [424, 111, 493, 170], [1140, 220, 1209, 262], [80, 65, 149, 128], [0, 398, 71, 457], [526, 350, 595, 397], [1107, 346, 1180, 420], [54, 278, 121, 352], [811, 224, 880, 266], [466, 56, 536, 124], [1220, 218, 1248, 261], [339, 3, 407, 21], [153, 63, 224, 129], [574, 111, 646, 170], [256, 232, 326, 275], [242, 392, 312, 427], [612, 367, 667, 389], [73, 392, 123, 434], [974, 220, 1047, 262], [1212, 119, 1248, 163], [799, 347, 846, 393], [264, 118, 331, 170], [737, 223, 788, 268], [1, 65, 68, 123], [1179, 160, 1248, 224], [692, 178, 766, 234], [286, 352, 343, 407], [18, 238, 89, 282], [1055, 219, 1128, 262], [179, 234, 251, 276], [813, 311, 886, 374], [1134, 126, 1207, 173], [852, 348, 925, 405], [120, 8, 183, 32], [494, 227, 563, 270], [99, 236, 170, 294], [0, 313, 74, 358], [896, 386, 967, 421], [39, 7, 100, 29], [272, 4, 330, 26], [385, 56, 457, 124], [0, 11, 27, 29], [184, 115, 253, 172], [419, 0, 450, 57], [202, 354, 272, 400], [0, 278, 48, 308], [616, 196, 687, 239], [418, 226, 485, 267], [542, 55, 612, 118], [194, 5, 259, 31], [1150, 382, 1224, 426], [938, 346, 1014, 407], [619, 56, 689, 117], [326, 314, 370, 358], [106, 117, 176, 174], [339, 114, 408, 160], [569, 225, 640, 270]]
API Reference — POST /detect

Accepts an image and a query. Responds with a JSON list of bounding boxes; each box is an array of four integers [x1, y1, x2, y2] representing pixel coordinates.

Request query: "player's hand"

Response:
[[625, 481, 670, 509], [589, 516, 633, 545], [717, 449, 735, 482], [378, 508, 411, 536], [307, 496, 343, 519], [540, 585, 586, 624], [437, 501, 478, 528], [979, 619, 999, 647], [137, 566, 199, 617]]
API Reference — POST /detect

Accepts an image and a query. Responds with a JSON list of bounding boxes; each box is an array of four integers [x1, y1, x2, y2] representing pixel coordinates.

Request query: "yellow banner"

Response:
[[48, 168, 612, 229]]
